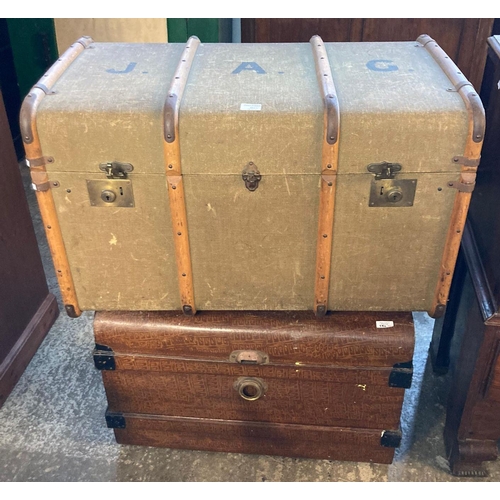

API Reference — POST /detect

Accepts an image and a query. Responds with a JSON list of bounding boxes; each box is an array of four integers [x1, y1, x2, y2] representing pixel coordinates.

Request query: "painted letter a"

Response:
[[232, 62, 266, 74]]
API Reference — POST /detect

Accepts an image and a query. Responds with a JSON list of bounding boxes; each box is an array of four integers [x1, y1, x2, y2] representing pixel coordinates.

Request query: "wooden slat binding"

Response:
[[19, 36, 94, 318], [417, 35, 486, 318], [163, 36, 200, 315], [310, 35, 340, 317]]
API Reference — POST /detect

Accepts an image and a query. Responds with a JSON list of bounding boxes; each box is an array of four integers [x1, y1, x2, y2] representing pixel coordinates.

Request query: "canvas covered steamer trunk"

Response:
[[21, 35, 484, 317]]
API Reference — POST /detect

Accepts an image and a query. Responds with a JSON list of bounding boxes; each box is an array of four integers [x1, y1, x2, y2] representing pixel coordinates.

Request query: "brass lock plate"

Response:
[[87, 179, 135, 207], [369, 179, 417, 207]]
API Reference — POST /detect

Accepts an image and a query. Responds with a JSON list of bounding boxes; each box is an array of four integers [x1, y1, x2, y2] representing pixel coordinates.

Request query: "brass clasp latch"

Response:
[[99, 161, 134, 179], [367, 161, 417, 207], [367, 161, 402, 180], [229, 350, 269, 365], [242, 162, 261, 191], [88, 161, 135, 207]]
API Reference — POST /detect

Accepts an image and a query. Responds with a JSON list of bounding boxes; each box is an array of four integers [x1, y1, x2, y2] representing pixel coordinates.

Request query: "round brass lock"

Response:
[[385, 186, 403, 203], [234, 377, 267, 401], [101, 189, 117, 203]]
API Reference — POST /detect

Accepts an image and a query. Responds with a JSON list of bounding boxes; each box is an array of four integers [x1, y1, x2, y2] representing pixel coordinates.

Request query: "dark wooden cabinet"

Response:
[[0, 91, 58, 408], [430, 36, 500, 477], [242, 18, 494, 90], [0, 19, 23, 158]]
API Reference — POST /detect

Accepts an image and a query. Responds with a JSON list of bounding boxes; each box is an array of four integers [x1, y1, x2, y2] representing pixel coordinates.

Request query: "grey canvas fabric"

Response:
[[37, 41, 467, 312]]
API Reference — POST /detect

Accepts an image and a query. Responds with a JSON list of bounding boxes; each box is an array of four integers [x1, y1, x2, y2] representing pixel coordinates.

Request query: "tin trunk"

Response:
[[93, 309, 415, 463]]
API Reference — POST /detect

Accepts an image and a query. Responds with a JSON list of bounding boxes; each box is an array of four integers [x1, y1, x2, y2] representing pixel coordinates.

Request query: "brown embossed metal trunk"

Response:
[[94, 310, 415, 463], [22, 36, 484, 318]]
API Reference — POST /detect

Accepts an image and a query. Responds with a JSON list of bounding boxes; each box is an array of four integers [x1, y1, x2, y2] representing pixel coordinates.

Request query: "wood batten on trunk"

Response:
[[19, 36, 94, 318], [163, 36, 200, 315], [310, 35, 340, 317], [417, 34, 485, 318]]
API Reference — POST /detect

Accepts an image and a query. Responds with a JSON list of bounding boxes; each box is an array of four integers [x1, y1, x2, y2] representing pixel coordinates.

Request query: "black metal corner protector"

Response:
[[380, 430, 402, 448], [105, 409, 126, 429], [93, 344, 116, 371], [389, 361, 413, 389]]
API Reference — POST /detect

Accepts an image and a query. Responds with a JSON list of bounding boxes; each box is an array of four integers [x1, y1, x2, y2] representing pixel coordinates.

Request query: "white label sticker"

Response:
[[376, 321, 394, 329], [240, 103, 262, 111]]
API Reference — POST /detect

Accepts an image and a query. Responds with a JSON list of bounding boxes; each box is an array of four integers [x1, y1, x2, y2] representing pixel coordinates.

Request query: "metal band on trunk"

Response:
[[163, 36, 200, 315], [310, 35, 340, 317]]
